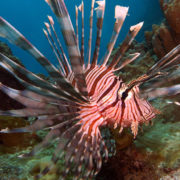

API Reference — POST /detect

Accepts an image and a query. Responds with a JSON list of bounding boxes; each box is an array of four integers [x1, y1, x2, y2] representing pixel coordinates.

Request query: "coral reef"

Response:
[[160, 0, 180, 34], [0, 116, 40, 154], [96, 145, 159, 180], [0, 0, 180, 177], [0, 141, 72, 180], [144, 0, 180, 58], [135, 100, 180, 178], [145, 22, 179, 58], [113, 41, 157, 83], [99, 31, 180, 179]]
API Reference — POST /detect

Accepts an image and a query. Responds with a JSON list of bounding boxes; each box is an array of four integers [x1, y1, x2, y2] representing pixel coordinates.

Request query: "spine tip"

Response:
[[47, 15, 54, 25], [44, 22, 50, 29]]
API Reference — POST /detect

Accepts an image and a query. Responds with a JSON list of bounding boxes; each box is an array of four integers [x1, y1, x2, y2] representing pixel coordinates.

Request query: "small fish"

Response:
[[0, 0, 180, 179]]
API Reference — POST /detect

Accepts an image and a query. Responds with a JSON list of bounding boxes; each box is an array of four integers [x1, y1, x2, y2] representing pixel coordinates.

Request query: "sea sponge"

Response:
[[160, 0, 180, 34], [145, 23, 178, 58], [144, 0, 180, 58]]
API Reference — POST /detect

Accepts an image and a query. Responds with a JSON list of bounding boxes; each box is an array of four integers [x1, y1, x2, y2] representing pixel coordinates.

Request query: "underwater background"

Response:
[[0, 0, 180, 179], [0, 0, 164, 73]]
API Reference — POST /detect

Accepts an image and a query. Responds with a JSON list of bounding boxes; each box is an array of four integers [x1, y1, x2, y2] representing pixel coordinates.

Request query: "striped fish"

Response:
[[0, 0, 180, 179]]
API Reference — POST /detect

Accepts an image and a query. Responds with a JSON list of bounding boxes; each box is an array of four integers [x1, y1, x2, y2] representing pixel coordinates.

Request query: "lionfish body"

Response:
[[0, 0, 180, 179], [79, 66, 156, 135]]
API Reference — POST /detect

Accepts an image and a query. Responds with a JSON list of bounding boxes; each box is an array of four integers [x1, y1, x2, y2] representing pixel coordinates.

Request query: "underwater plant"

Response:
[[0, 0, 180, 179]]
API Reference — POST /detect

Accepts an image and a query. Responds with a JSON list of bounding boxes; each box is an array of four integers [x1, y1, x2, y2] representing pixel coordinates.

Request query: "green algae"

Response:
[[135, 102, 180, 170], [0, 140, 74, 180]]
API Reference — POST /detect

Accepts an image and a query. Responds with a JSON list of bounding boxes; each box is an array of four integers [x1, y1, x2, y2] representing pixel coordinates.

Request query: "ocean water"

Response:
[[0, 0, 164, 74]]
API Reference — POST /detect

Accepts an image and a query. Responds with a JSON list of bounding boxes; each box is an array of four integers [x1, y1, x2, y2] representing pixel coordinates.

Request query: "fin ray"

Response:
[[87, 0, 95, 68], [91, 0, 105, 66], [0, 53, 83, 102], [101, 6, 129, 65], [45, 0, 88, 97], [47, 15, 72, 74], [108, 22, 144, 68], [0, 17, 86, 102]]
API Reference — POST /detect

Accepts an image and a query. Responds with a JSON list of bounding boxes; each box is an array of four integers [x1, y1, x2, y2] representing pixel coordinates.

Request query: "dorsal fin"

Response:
[[91, 0, 106, 67], [78, 1, 85, 69], [47, 15, 72, 74], [45, 0, 88, 98], [43, 27, 66, 76], [75, 5, 79, 46], [44, 21, 68, 75], [101, 6, 129, 66], [113, 52, 140, 72], [87, 0, 95, 68], [108, 22, 144, 68]]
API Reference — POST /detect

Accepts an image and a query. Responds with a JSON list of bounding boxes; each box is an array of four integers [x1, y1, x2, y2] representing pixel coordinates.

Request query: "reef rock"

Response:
[[145, 23, 179, 58], [144, 0, 180, 59], [160, 0, 180, 34], [96, 145, 159, 180]]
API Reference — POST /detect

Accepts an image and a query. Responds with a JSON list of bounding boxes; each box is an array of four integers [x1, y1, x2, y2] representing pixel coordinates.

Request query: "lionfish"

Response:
[[0, 0, 180, 179]]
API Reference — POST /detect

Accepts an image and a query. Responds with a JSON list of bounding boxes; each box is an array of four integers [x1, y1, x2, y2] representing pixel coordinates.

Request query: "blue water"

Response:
[[0, 0, 164, 74]]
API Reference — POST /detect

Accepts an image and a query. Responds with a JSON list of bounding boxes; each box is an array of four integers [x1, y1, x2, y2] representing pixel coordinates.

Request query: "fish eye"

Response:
[[121, 91, 128, 100], [118, 87, 133, 100]]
